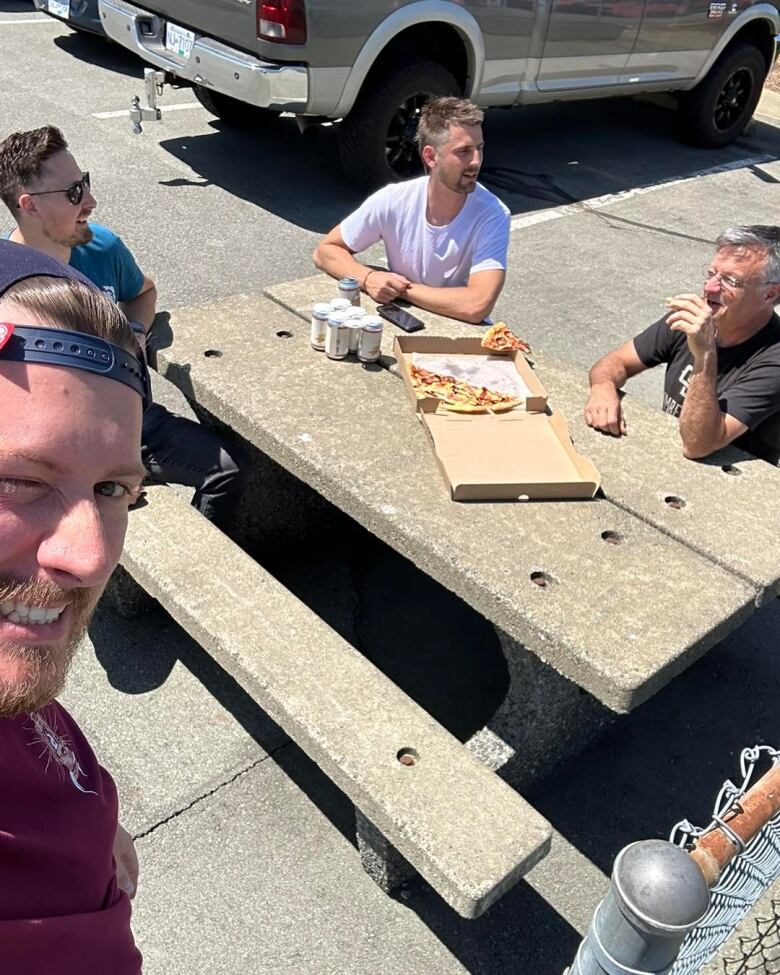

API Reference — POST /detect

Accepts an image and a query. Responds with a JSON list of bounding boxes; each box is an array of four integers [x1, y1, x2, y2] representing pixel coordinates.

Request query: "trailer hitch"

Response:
[[130, 68, 168, 134]]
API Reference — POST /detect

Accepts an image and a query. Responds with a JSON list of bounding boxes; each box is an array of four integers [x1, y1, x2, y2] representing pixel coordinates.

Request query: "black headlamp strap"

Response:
[[0, 323, 150, 408]]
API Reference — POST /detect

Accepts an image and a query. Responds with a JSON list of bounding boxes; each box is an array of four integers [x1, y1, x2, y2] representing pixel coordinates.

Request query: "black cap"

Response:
[[0, 238, 149, 405], [0, 237, 96, 295]]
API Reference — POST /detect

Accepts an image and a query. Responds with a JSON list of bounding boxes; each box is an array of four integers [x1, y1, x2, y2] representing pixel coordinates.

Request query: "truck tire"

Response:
[[678, 42, 767, 148], [193, 85, 280, 128], [339, 60, 460, 190]]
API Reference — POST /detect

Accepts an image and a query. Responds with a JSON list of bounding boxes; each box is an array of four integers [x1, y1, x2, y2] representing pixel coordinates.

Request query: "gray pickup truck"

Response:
[[98, 0, 779, 187]]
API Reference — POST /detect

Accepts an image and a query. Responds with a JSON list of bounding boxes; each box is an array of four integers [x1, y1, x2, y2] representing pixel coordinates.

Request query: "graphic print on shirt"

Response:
[[662, 363, 693, 417], [29, 710, 97, 795]]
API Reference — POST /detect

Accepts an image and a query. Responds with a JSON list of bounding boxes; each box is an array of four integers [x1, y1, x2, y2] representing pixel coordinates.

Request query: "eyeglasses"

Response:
[[24, 172, 91, 207], [701, 264, 779, 292]]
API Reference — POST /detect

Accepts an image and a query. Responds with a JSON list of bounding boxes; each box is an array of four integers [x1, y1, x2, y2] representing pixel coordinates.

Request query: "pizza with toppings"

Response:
[[410, 365, 522, 413], [480, 322, 532, 354]]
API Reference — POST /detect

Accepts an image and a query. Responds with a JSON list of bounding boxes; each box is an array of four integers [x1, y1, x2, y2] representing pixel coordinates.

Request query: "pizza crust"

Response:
[[438, 398, 522, 414]]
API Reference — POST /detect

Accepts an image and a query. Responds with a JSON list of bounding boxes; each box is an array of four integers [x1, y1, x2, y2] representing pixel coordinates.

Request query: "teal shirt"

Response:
[[2, 223, 144, 303], [67, 223, 144, 303]]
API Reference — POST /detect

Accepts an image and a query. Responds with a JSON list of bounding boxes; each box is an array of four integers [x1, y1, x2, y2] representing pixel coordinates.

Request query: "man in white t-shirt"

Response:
[[313, 97, 510, 325]]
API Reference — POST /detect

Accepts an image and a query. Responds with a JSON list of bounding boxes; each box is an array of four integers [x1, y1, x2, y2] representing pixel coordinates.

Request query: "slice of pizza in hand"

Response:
[[481, 322, 532, 355]]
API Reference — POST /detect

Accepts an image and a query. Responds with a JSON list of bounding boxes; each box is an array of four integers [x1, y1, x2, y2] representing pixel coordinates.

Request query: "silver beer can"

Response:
[[329, 297, 352, 313], [326, 311, 351, 360], [358, 317, 383, 363], [347, 321, 363, 354], [338, 276, 361, 307], [343, 306, 367, 320], [310, 302, 331, 351]]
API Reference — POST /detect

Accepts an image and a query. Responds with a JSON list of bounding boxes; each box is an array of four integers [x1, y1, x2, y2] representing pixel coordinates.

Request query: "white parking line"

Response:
[[92, 102, 202, 120], [509, 155, 774, 232], [0, 17, 54, 25]]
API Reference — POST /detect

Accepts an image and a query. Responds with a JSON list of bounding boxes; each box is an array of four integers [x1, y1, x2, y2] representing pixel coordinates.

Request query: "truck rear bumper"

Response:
[[98, 0, 308, 111]]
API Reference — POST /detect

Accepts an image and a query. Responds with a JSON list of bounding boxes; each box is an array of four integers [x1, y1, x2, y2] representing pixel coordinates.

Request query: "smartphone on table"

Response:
[[376, 302, 425, 333]]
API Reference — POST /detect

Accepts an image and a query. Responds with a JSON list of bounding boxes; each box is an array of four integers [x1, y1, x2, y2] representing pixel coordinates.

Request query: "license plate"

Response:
[[164, 22, 195, 60], [48, 0, 70, 18]]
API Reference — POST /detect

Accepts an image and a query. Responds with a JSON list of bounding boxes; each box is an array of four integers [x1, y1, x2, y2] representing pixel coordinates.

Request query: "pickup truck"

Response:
[[97, 0, 780, 188]]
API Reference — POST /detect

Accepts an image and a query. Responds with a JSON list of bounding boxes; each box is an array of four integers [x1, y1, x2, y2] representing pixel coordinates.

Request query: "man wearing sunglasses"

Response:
[[584, 225, 780, 464], [0, 128, 156, 325], [0, 125, 246, 533]]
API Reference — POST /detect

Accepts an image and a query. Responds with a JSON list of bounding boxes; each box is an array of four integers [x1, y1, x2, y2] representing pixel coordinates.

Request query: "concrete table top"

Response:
[[160, 294, 756, 713], [267, 275, 780, 603]]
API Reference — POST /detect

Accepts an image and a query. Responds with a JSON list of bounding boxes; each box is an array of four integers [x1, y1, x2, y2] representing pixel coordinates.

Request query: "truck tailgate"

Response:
[[136, 0, 258, 54]]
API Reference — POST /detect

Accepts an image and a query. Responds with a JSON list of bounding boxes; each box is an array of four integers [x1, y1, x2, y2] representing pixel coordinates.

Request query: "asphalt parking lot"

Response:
[[2, 5, 780, 973]]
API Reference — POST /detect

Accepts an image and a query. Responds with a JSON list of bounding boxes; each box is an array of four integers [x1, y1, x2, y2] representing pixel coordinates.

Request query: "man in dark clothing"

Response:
[[584, 225, 780, 464], [0, 240, 144, 972], [0, 124, 246, 529]]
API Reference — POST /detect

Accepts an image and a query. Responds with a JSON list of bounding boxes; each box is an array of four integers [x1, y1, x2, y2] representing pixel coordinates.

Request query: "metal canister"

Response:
[[343, 306, 366, 320], [329, 297, 351, 313], [338, 276, 361, 307], [347, 321, 363, 354], [325, 311, 350, 360], [310, 302, 331, 351], [358, 316, 383, 363]]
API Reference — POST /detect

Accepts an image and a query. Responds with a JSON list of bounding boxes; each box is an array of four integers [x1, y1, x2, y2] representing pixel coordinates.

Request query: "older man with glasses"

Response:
[[584, 225, 780, 465]]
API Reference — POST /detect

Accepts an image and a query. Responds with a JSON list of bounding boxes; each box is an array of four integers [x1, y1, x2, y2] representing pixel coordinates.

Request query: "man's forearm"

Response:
[[678, 351, 727, 457], [313, 242, 369, 285], [120, 286, 157, 332], [588, 353, 629, 392], [404, 282, 492, 325]]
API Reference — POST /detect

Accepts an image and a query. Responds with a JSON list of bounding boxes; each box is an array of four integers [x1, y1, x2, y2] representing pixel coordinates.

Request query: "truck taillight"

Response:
[[256, 0, 306, 44]]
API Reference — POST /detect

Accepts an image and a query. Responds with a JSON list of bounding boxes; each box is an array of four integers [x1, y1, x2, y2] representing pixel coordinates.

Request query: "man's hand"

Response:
[[584, 381, 627, 436], [114, 823, 139, 900], [364, 271, 411, 304], [666, 294, 716, 358]]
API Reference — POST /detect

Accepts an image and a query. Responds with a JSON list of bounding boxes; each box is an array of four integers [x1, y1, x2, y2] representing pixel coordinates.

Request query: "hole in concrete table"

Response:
[[530, 571, 557, 589], [664, 495, 686, 510], [397, 748, 419, 767], [601, 530, 625, 545], [203, 349, 223, 358], [276, 330, 294, 339], [721, 464, 742, 476]]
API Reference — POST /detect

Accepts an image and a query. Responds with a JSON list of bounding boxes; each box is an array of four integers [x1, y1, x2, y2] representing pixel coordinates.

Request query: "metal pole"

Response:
[[566, 840, 709, 974]]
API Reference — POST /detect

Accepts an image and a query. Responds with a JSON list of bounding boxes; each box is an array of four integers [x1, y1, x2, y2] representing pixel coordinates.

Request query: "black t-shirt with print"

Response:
[[632, 312, 780, 465]]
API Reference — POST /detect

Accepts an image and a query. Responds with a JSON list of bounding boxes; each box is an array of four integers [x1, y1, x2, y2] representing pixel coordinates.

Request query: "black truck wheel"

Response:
[[339, 59, 460, 190], [678, 42, 767, 148], [193, 85, 280, 128]]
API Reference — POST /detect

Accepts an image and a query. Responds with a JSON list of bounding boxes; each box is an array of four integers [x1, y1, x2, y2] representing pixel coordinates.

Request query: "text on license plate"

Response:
[[164, 22, 195, 59], [48, 0, 70, 18]]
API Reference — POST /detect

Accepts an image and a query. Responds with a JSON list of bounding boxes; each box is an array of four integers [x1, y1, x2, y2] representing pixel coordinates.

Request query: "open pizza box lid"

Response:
[[394, 335, 601, 501]]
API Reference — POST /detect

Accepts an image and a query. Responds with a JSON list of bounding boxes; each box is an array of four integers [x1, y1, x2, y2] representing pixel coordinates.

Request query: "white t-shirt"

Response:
[[340, 176, 510, 288]]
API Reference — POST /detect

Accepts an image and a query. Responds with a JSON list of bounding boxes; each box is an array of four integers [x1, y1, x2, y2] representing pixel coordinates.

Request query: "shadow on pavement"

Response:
[[53, 29, 145, 77], [157, 98, 780, 235], [0, 1, 36, 10]]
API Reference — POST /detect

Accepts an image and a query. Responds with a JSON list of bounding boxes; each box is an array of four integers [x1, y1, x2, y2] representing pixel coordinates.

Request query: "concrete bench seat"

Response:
[[155, 294, 758, 714], [118, 486, 552, 918]]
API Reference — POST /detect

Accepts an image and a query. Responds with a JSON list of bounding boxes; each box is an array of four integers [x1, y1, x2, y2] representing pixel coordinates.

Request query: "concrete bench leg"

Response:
[[354, 809, 416, 894]]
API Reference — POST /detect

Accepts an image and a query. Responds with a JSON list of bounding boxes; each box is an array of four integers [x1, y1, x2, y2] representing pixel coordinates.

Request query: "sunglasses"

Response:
[[24, 172, 91, 207]]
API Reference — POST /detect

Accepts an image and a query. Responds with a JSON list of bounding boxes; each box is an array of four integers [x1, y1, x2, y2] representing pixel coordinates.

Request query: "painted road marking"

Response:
[[509, 155, 774, 232], [0, 17, 54, 24], [92, 102, 202, 119]]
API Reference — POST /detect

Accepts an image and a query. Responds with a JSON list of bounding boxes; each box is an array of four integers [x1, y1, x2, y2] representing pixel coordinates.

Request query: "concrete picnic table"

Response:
[[154, 279, 780, 724], [268, 273, 780, 605]]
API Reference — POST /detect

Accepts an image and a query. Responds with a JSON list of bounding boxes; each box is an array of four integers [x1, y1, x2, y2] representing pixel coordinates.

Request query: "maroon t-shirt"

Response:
[[0, 702, 142, 972]]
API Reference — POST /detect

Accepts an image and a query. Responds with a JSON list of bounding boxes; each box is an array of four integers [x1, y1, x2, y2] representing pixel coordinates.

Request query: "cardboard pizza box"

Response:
[[394, 335, 601, 502], [395, 334, 548, 414]]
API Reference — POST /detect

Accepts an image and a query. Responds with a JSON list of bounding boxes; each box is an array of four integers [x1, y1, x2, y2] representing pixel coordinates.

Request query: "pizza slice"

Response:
[[481, 322, 532, 355], [409, 365, 521, 413]]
